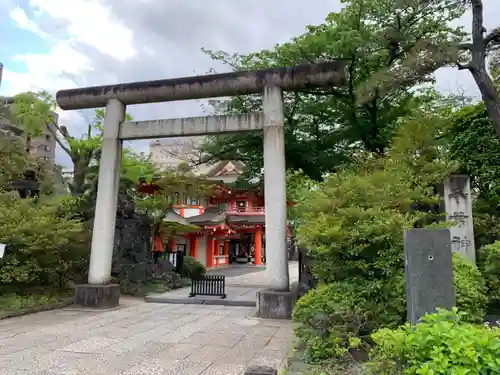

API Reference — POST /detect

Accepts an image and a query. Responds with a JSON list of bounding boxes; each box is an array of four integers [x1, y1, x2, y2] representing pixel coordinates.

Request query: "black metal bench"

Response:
[[189, 275, 226, 299]]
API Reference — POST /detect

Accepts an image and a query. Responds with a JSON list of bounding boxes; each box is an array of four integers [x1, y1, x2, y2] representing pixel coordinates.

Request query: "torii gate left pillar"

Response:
[[57, 62, 345, 314]]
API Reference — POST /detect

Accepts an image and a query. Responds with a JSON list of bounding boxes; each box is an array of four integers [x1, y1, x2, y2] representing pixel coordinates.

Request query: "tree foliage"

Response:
[[292, 102, 488, 362], [10, 91, 156, 197], [0, 192, 89, 291], [135, 165, 214, 236], [199, 0, 467, 181], [448, 103, 500, 208]]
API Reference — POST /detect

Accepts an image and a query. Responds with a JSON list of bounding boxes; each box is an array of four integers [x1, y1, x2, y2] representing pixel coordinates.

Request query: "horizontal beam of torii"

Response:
[[56, 62, 346, 110]]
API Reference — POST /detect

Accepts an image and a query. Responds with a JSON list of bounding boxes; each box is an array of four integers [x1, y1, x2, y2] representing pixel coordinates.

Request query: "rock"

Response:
[[88, 190, 178, 295]]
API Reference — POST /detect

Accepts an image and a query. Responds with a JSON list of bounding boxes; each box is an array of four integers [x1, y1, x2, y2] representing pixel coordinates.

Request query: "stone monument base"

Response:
[[256, 283, 298, 319], [74, 284, 120, 309]]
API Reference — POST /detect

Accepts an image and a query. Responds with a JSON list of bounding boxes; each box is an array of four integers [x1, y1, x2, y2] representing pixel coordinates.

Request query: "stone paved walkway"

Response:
[[0, 298, 292, 375], [146, 262, 299, 306]]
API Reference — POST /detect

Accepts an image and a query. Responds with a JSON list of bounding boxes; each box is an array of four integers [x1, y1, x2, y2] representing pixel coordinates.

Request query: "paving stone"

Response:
[[273, 327, 293, 339], [0, 349, 102, 372], [181, 332, 244, 347], [217, 343, 262, 365], [201, 363, 247, 375], [58, 336, 121, 353], [265, 337, 289, 351], [156, 343, 202, 361], [244, 326, 278, 338], [0, 368, 35, 375], [106, 335, 170, 356], [185, 344, 233, 363], [159, 358, 211, 375], [120, 358, 167, 375]]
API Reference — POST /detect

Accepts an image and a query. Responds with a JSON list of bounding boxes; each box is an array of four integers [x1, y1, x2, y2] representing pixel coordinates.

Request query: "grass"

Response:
[[0, 288, 73, 315]]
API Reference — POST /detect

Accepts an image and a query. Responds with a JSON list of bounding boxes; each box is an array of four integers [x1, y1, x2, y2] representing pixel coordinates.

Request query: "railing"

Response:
[[189, 275, 226, 299], [226, 206, 265, 214]]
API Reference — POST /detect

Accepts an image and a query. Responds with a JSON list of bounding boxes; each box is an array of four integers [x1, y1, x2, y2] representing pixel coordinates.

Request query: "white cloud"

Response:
[[27, 0, 136, 61], [4, 0, 136, 96], [9, 6, 47, 38], [3, 43, 93, 95], [3, 0, 138, 164]]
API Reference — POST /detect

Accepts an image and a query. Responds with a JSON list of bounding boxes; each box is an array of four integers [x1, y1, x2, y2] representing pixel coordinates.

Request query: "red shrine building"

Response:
[[172, 161, 293, 268], [145, 142, 293, 267]]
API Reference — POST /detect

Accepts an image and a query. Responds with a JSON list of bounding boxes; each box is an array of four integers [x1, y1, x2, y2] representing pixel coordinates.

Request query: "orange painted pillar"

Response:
[[223, 241, 229, 265], [255, 227, 263, 265], [179, 208, 185, 217], [190, 238, 198, 259], [206, 238, 214, 267], [153, 232, 164, 252], [169, 236, 177, 252]]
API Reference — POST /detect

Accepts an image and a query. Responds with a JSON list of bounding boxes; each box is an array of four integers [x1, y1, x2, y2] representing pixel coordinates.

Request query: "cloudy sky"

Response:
[[0, 0, 498, 167]]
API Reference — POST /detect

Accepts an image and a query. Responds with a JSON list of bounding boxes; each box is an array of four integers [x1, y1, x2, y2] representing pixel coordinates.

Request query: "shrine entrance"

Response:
[[56, 61, 346, 311]]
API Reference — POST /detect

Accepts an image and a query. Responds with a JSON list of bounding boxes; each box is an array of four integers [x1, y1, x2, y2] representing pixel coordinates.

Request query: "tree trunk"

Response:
[[71, 168, 87, 196], [462, 0, 500, 136], [470, 69, 500, 136]]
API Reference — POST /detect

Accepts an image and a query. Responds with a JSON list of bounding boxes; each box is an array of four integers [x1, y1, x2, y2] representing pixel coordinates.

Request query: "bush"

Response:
[[478, 241, 500, 312], [453, 253, 488, 322], [0, 193, 89, 292], [369, 308, 500, 375], [182, 255, 206, 280], [293, 256, 487, 362], [293, 278, 405, 362]]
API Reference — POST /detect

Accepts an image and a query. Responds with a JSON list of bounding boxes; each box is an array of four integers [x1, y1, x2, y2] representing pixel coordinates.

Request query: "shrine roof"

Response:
[[186, 207, 226, 225], [227, 215, 265, 225]]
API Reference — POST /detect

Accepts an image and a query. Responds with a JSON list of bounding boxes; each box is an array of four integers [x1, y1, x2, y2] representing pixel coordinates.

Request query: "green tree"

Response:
[[199, 0, 467, 181], [10, 92, 156, 196], [448, 103, 500, 209], [8, 91, 50, 152], [0, 133, 29, 191], [135, 165, 214, 241], [0, 192, 89, 291]]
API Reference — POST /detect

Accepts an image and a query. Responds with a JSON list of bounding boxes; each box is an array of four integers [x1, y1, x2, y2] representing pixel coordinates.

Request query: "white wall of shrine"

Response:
[[197, 236, 207, 266], [173, 207, 202, 218]]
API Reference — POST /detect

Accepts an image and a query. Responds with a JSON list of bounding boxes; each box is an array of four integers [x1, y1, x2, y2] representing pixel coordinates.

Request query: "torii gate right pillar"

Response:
[[262, 85, 289, 292]]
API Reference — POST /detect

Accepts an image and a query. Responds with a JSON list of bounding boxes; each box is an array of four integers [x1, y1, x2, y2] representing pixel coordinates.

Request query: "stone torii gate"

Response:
[[56, 62, 345, 317]]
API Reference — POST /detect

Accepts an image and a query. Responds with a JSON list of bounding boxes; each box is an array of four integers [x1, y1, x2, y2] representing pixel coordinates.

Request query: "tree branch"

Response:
[[47, 122, 72, 157], [457, 62, 474, 70], [458, 43, 474, 50], [485, 27, 500, 48]]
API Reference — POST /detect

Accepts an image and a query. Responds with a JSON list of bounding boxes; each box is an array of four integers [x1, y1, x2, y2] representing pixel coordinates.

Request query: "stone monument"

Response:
[[443, 175, 475, 263], [404, 228, 456, 324]]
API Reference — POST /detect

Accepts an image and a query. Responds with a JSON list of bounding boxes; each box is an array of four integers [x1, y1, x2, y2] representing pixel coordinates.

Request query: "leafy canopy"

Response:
[[199, 0, 467, 181]]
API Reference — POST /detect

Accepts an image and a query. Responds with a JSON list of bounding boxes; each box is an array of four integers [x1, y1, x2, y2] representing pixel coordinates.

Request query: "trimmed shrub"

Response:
[[369, 308, 500, 375], [452, 253, 487, 323], [182, 255, 206, 280], [0, 193, 89, 292], [478, 241, 500, 312], [292, 278, 405, 362], [293, 255, 487, 362]]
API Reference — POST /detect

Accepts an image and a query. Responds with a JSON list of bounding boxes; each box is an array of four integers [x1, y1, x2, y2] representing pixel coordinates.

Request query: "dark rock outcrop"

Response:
[[87, 190, 180, 295]]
